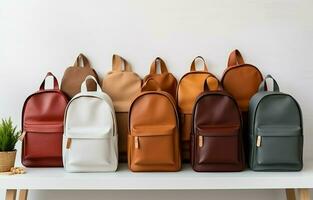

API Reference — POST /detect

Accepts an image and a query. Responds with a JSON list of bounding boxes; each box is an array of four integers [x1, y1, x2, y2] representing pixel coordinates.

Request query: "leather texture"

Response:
[[101, 54, 142, 162], [143, 57, 177, 99], [191, 81, 245, 171], [128, 79, 181, 172], [63, 76, 118, 172], [177, 56, 219, 161], [249, 75, 303, 171], [22, 72, 68, 167], [221, 49, 263, 163], [61, 53, 99, 99], [221, 49, 263, 112]]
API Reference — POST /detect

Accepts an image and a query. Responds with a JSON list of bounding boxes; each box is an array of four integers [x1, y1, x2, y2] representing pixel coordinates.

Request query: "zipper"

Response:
[[66, 138, 72, 149], [198, 135, 203, 147], [134, 136, 139, 149], [256, 135, 262, 147], [23, 123, 63, 133], [19, 131, 27, 141]]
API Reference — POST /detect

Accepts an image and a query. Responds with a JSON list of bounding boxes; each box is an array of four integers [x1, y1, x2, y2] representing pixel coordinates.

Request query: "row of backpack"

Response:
[[20, 49, 303, 172]]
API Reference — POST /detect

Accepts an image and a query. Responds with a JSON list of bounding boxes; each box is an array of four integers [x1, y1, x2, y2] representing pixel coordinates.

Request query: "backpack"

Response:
[[191, 81, 245, 171], [63, 76, 118, 172], [221, 49, 263, 161], [143, 57, 177, 99], [177, 56, 219, 161], [61, 53, 99, 99], [101, 54, 142, 162], [222, 49, 263, 111], [128, 79, 181, 172], [248, 75, 303, 171], [21, 72, 68, 167]]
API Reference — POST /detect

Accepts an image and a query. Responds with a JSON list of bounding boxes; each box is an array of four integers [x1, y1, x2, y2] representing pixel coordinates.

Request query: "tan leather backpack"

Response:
[[102, 54, 142, 162], [143, 57, 177, 99], [221, 49, 263, 162], [61, 53, 99, 99], [128, 79, 181, 172], [177, 56, 219, 161], [221, 49, 263, 112]]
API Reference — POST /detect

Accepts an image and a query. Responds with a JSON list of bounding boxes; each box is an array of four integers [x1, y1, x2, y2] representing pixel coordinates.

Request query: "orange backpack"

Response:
[[221, 49, 263, 160], [143, 57, 177, 99], [177, 56, 219, 161], [128, 79, 181, 171], [221, 49, 263, 111]]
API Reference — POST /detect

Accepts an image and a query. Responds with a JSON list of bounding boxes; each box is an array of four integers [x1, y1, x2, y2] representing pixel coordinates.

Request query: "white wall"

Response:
[[1, 0, 313, 199]]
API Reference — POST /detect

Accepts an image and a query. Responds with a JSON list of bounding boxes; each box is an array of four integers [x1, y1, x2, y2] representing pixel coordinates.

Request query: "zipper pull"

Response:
[[66, 138, 72, 149], [135, 136, 139, 149], [198, 136, 203, 147], [19, 131, 26, 141], [256, 136, 262, 147]]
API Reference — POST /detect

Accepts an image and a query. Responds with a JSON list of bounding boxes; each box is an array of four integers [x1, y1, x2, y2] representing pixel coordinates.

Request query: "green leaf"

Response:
[[0, 118, 21, 151]]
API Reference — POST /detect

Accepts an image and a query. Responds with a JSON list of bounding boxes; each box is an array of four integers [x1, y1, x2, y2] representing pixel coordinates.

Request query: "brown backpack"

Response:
[[102, 54, 142, 162], [221, 49, 263, 161], [143, 57, 177, 99], [128, 79, 181, 172], [61, 53, 99, 99], [191, 81, 245, 171], [177, 56, 219, 161]]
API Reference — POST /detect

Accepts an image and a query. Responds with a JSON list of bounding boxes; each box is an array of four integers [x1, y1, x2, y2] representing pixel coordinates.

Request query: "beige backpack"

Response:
[[102, 54, 142, 162]]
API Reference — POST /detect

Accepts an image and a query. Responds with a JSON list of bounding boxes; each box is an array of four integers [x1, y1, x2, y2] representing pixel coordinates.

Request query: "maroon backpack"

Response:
[[191, 81, 245, 172], [21, 72, 68, 167]]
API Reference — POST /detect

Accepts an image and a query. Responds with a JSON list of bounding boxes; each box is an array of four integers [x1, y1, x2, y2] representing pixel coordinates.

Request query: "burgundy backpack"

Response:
[[191, 81, 245, 172], [21, 72, 68, 167]]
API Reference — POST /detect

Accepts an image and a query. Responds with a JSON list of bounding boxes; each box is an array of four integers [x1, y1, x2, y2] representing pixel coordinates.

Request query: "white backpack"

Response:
[[63, 75, 118, 172]]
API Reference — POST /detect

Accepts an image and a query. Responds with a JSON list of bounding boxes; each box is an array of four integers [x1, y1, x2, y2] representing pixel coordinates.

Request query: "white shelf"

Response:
[[1, 162, 313, 190]]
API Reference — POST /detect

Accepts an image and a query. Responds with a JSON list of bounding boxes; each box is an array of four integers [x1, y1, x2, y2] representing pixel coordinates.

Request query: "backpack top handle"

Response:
[[203, 76, 222, 92], [190, 56, 208, 72], [258, 74, 280, 92], [39, 72, 59, 90], [81, 75, 102, 93], [112, 54, 132, 72], [150, 57, 169, 74], [73, 53, 91, 68], [227, 49, 245, 67]]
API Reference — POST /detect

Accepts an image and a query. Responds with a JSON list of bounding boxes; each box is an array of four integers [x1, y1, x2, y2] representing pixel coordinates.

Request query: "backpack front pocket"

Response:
[[196, 126, 240, 164], [66, 137, 113, 167], [23, 123, 63, 160], [130, 126, 176, 165], [64, 128, 116, 169], [255, 126, 302, 165], [24, 131, 63, 160]]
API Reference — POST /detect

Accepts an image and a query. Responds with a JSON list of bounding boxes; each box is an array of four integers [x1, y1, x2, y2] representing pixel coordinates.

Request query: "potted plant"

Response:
[[0, 118, 21, 172]]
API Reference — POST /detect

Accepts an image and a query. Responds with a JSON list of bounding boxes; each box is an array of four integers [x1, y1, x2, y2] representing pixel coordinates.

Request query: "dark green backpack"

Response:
[[248, 75, 303, 171]]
